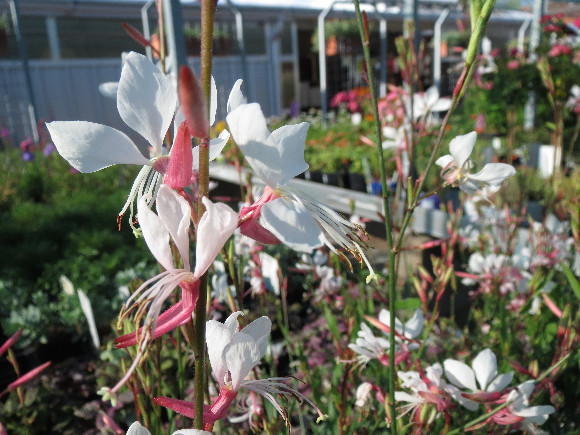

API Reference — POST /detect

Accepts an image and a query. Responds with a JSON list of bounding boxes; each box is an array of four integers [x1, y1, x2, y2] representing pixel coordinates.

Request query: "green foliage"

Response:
[[0, 149, 153, 348]]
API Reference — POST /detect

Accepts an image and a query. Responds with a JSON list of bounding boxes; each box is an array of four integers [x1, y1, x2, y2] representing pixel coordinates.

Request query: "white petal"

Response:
[[172, 430, 213, 435], [260, 252, 280, 295], [156, 185, 192, 270], [424, 86, 440, 107], [403, 310, 424, 339], [447, 385, 479, 411], [377, 309, 403, 334], [240, 316, 271, 358], [192, 130, 230, 170], [487, 371, 513, 392], [431, 97, 452, 112], [210, 75, 217, 126], [225, 332, 261, 391], [444, 359, 478, 391], [227, 79, 246, 113], [472, 348, 498, 391], [46, 121, 150, 172], [435, 154, 455, 168], [468, 252, 486, 274], [77, 289, 100, 350], [395, 391, 423, 404], [449, 131, 477, 168], [226, 103, 308, 187], [260, 198, 324, 252], [512, 405, 555, 423], [270, 122, 310, 184], [206, 319, 235, 387], [117, 52, 177, 155], [468, 163, 515, 185], [138, 195, 174, 271], [194, 198, 238, 279], [127, 421, 151, 435], [98, 81, 119, 99]]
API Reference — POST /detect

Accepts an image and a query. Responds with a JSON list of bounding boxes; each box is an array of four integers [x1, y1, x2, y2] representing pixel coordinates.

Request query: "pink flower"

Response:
[[507, 60, 519, 70], [548, 44, 571, 57]]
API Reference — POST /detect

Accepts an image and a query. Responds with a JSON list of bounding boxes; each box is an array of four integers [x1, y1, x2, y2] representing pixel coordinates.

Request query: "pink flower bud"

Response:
[[7, 361, 51, 391], [179, 66, 209, 139], [0, 329, 23, 359], [164, 121, 193, 189]]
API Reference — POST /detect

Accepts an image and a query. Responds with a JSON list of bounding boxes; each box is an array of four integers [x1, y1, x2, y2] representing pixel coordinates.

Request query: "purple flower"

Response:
[[43, 142, 56, 156], [21, 151, 35, 162]]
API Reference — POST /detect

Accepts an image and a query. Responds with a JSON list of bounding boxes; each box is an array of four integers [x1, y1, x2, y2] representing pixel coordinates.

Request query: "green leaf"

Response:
[[561, 264, 580, 300], [396, 297, 422, 311]]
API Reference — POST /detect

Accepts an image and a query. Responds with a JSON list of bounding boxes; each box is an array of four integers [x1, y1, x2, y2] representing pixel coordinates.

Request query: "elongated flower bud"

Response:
[[7, 361, 51, 391], [179, 66, 209, 139], [0, 329, 23, 359]]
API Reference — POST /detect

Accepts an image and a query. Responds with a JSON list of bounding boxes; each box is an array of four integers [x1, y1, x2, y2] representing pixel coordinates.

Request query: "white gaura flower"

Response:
[[126, 421, 211, 435], [226, 96, 377, 283], [395, 363, 453, 418], [102, 186, 238, 401], [443, 348, 514, 411], [47, 52, 230, 233], [349, 309, 424, 367], [412, 86, 452, 120], [436, 131, 515, 196], [47, 52, 176, 232], [155, 312, 324, 427], [491, 381, 555, 433]]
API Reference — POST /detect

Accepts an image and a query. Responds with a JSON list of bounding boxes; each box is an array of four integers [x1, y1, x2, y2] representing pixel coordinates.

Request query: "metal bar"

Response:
[[45, 16, 61, 60], [433, 8, 449, 94], [318, 0, 335, 128], [225, 0, 249, 99], [141, 0, 155, 61], [9, 0, 38, 141], [163, 0, 188, 75]]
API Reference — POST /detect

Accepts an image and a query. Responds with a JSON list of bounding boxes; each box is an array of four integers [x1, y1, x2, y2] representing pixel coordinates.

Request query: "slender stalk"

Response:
[[566, 114, 580, 164], [352, 3, 397, 433], [193, 0, 217, 429]]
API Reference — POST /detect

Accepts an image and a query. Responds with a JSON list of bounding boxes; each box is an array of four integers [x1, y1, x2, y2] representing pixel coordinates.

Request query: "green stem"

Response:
[[193, 0, 217, 429], [352, 3, 397, 433], [566, 115, 580, 164]]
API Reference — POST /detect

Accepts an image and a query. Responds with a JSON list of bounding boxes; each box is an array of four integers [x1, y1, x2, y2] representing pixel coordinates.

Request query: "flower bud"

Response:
[[179, 66, 209, 139]]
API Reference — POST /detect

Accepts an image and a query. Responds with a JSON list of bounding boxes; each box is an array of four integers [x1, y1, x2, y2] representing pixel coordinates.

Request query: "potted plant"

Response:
[[183, 23, 201, 56], [214, 24, 233, 56]]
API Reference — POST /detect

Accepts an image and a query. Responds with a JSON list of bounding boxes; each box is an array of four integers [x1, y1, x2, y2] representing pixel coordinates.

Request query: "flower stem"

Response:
[[352, 3, 397, 433], [193, 0, 216, 429]]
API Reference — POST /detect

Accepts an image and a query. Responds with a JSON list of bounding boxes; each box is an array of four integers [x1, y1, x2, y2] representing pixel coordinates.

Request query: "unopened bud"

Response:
[[179, 66, 209, 139], [529, 360, 539, 379]]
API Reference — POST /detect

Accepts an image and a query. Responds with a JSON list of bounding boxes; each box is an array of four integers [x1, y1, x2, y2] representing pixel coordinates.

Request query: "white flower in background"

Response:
[[566, 84, 580, 113], [436, 131, 515, 196], [349, 309, 424, 366], [348, 323, 391, 366], [444, 348, 514, 411], [412, 86, 452, 120], [126, 421, 211, 435], [355, 382, 374, 408], [377, 308, 424, 343], [211, 260, 235, 303], [491, 381, 555, 433], [227, 93, 377, 283], [462, 252, 507, 286], [395, 363, 452, 417], [382, 126, 407, 151]]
